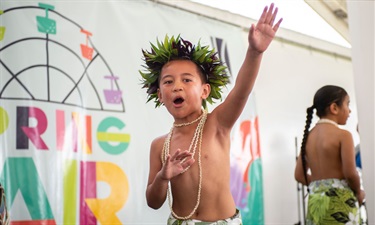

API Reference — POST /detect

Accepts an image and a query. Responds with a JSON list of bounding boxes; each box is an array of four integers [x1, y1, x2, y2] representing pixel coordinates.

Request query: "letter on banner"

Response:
[[97, 117, 130, 155], [63, 159, 77, 225], [86, 162, 129, 224], [0, 158, 55, 223], [16, 106, 48, 150], [80, 161, 129, 224], [0, 107, 9, 135], [56, 110, 92, 153]]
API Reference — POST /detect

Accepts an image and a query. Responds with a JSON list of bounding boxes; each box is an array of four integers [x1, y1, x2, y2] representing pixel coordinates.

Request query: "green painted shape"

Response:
[[36, 16, 56, 34], [38, 3, 55, 10], [0, 27, 5, 41], [241, 158, 264, 224], [63, 159, 77, 224], [0, 107, 9, 134], [97, 117, 130, 155], [0, 157, 54, 219]]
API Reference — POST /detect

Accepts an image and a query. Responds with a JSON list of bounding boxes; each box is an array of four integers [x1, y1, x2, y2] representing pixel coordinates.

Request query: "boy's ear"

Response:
[[201, 83, 211, 99], [157, 89, 163, 103], [329, 103, 339, 115]]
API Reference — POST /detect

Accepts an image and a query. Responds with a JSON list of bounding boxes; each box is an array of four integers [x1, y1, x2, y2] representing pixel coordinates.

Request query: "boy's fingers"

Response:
[[269, 7, 278, 26], [171, 149, 181, 159], [180, 158, 195, 168], [172, 149, 192, 161], [258, 5, 268, 25], [264, 3, 273, 24], [273, 18, 283, 32]]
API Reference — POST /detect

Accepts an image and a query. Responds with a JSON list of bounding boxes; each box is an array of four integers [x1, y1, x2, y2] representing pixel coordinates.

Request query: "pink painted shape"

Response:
[[21, 107, 48, 150], [80, 161, 97, 225]]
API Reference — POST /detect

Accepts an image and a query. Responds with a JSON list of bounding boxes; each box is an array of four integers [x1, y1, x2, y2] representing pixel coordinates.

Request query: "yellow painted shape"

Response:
[[85, 162, 129, 224]]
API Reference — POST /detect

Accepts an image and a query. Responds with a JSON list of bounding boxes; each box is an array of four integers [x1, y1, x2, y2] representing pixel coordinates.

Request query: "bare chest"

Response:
[[167, 129, 229, 166]]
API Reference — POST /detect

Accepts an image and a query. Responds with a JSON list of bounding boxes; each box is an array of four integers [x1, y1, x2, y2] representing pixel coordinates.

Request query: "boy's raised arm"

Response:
[[214, 3, 282, 128]]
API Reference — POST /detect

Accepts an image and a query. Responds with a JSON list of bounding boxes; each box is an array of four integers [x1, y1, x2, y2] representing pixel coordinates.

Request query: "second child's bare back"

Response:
[[305, 124, 356, 182], [151, 113, 236, 221]]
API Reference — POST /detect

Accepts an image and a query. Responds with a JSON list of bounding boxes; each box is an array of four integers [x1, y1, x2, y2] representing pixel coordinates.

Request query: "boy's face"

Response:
[[157, 60, 210, 114]]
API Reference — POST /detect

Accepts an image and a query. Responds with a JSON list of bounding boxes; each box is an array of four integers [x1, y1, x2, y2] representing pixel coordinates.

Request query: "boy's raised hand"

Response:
[[249, 3, 283, 54]]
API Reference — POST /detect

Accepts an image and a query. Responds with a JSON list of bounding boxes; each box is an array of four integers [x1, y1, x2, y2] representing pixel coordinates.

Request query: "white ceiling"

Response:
[[304, 0, 349, 42], [188, 0, 350, 47]]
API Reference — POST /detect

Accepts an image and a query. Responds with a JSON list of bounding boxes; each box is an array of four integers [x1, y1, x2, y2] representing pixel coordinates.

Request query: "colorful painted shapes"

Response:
[[36, 3, 56, 34], [104, 76, 122, 104]]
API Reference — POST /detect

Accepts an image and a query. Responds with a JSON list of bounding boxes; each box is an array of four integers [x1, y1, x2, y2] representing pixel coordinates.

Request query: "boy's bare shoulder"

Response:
[[150, 133, 168, 152], [206, 110, 232, 135]]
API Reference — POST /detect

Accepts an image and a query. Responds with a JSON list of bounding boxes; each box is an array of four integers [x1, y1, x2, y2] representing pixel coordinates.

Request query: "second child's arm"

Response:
[[340, 130, 365, 204], [294, 153, 311, 185], [214, 4, 282, 129]]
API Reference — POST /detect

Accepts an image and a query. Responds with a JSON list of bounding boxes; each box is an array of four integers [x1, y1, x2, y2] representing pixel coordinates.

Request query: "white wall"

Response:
[[347, 1, 375, 223]]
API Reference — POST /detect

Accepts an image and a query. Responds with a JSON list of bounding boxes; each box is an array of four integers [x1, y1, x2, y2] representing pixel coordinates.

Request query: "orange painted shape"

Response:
[[80, 29, 92, 36], [72, 112, 92, 154], [80, 44, 93, 60]]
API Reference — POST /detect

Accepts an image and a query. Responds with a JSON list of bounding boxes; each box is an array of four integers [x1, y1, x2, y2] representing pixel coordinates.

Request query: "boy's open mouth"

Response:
[[173, 97, 184, 104]]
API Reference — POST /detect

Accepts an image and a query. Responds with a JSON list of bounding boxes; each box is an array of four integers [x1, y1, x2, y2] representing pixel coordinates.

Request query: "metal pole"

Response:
[[297, 136, 307, 224], [294, 137, 301, 225], [295, 136, 307, 224], [301, 183, 306, 224]]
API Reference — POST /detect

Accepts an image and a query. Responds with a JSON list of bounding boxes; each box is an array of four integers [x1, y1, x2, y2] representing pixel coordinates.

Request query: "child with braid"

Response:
[[140, 4, 282, 224], [295, 85, 366, 224]]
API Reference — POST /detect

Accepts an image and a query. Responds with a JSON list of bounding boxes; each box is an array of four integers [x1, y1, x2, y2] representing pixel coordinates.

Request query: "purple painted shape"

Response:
[[230, 161, 249, 209], [104, 90, 122, 104], [103, 76, 122, 104]]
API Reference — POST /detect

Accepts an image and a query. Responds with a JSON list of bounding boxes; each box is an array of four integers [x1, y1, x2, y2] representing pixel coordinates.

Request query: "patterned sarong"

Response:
[[306, 179, 360, 224], [167, 209, 242, 225]]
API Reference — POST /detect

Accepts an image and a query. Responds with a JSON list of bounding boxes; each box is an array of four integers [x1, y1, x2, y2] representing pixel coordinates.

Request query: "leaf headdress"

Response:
[[139, 35, 230, 108]]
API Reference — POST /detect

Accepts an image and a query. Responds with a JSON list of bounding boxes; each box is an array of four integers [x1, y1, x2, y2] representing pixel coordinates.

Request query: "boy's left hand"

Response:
[[249, 3, 283, 53], [160, 149, 195, 180]]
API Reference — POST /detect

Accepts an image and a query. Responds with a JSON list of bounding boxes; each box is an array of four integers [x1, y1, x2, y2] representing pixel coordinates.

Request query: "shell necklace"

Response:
[[173, 110, 204, 127], [162, 110, 207, 220], [316, 118, 338, 127]]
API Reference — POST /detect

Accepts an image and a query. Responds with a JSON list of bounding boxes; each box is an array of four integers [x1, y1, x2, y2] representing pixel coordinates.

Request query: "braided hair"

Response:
[[301, 106, 314, 187], [300, 85, 348, 187]]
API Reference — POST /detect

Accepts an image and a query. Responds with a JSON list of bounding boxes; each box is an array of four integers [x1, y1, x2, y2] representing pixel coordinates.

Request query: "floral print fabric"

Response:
[[306, 179, 360, 225], [167, 209, 242, 225]]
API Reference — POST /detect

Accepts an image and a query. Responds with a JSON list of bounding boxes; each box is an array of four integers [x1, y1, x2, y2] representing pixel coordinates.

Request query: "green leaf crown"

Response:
[[139, 35, 230, 108]]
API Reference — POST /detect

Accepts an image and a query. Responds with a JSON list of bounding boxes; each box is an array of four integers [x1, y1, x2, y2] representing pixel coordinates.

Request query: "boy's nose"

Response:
[[173, 83, 183, 92]]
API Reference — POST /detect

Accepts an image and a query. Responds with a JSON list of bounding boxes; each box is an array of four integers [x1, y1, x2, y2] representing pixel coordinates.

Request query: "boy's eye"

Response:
[[163, 80, 172, 84], [183, 79, 192, 82]]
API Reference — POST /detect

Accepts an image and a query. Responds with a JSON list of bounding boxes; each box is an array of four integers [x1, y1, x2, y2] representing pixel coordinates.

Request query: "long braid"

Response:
[[301, 106, 314, 191]]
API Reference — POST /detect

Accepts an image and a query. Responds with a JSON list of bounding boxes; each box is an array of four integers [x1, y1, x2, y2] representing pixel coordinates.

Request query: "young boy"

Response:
[[140, 3, 282, 224]]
